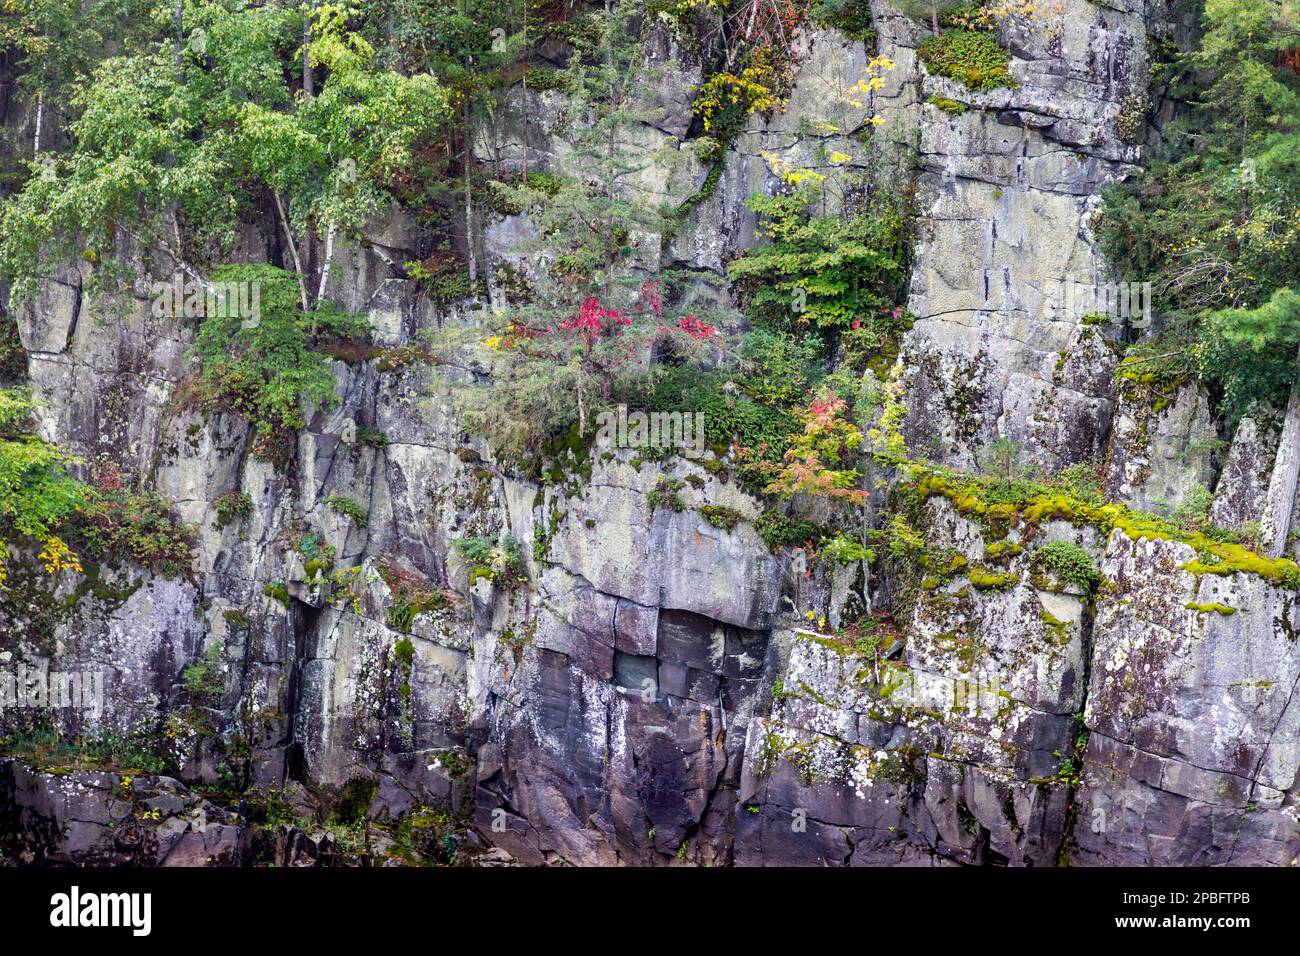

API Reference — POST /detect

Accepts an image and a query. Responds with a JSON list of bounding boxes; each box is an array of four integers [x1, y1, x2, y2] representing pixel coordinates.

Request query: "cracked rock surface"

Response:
[[2, 2, 1298, 867]]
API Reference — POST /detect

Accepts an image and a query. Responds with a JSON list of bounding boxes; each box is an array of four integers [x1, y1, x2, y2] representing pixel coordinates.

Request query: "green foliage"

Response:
[[699, 504, 744, 532], [0, 721, 170, 774], [191, 264, 366, 452], [728, 184, 911, 335], [0, 0, 150, 97], [0, 3, 447, 303], [884, 513, 927, 559], [451, 535, 525, 585], [916, 30, 1016, 92], [891, 0, 969, 30], [1051, 460, 1105, 504], [0, 390, 89, 551], [737, 330, 825, 407], [405, 252, 483, 305], [0, 313, 26, 384], [490, 0, 673, 303], [810, 0, 876, 41], [976, 436, 1032, 481], [325, 494, 368, 528], [754, 510, 827, 551], [926, 95, 966, 114], [213, 490, 253, 528], [0, 393, 193, 580], [1167, 483, 1215, 534], [647, 476, 687, 512], [72, 484, 195, 576], [356, 427, 390, 448], [458, 344, 584, 464], [1094, 0, 1300, 416], [823, 532, 873, 563], [1032, 541, 1100, 595], [377, 559, 448, 633], [611, 365, 802, 483], [1113, 333, 1197, 420], [182, 640, 226, 703], [1198, 289, 1300, 417], [293, 530, 336, 566]]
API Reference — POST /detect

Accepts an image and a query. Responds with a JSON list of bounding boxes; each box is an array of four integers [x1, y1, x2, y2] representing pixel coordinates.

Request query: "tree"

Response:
[[727, 181, 909, 335], [1204, 289, 1300, 554], [0, 390, 90, 587], [456, 0, 717, 453], [0, 0, 150, 152], [1095, 0, 1300, 551], [888, 0, 966, 34], [190, 264, 367, 458], [0, 2, 448, 310], [359, 0, 520, 281], [467, 284, 718, 458], [752, 392, 869, 504], [498, 0, 675, 306]]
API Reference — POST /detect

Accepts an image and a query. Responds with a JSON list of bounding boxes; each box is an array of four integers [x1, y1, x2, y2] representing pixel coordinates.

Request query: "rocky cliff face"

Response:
[[2, 2, 1297, 867]]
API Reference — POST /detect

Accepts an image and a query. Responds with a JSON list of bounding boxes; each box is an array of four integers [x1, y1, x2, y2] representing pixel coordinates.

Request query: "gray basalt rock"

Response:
[[898, 0, 1146, 472], [1210, 412, 1280, 529], [1073, 531, 1300, 865], [1104, 381, 1218, 512]]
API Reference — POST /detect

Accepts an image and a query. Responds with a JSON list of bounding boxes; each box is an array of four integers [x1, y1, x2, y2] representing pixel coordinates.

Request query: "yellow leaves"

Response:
[[39, 536, 82, 576], [693, 68, 781, 132], [760, 150, 788, 175], [786, 168, 825, 188], [760, 151, 825, 187], [0, 539, 7, 588], [828, 150, 853, 166], [485, 321, 534, 351], [867, 55, 896, 72]]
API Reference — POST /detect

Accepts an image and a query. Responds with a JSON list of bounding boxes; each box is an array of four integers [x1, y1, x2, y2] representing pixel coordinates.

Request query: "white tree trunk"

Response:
[[33, 91, 43, 154], [316, 221, 335, 305], [1263, 378, 1300, 557]]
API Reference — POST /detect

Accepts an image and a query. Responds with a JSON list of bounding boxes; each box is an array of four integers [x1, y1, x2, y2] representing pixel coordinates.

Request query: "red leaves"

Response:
[[637, 279, 664, 318], [762, 392, 869, 505], [555, 296, 628, 344], [677, 315, 718, 339]]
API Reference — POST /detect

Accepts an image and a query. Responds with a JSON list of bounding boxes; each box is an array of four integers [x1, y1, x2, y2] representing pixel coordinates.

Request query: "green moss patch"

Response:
[[910, 468, 1300, 591], [1184, 601, 1236, 615], [917, 31, 1017, 92]]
